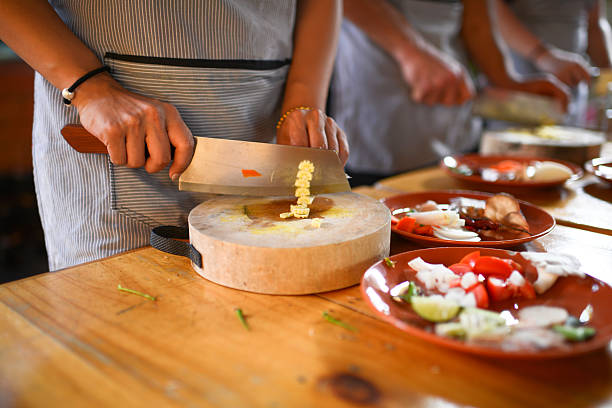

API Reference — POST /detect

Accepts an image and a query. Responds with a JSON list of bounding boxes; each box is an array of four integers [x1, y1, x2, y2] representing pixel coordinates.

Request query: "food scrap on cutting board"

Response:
[[280, 160, 315, 219]]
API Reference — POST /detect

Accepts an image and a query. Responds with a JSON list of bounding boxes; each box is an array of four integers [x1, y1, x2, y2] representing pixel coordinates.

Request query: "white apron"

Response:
[[330, 0, 480, 175], [33, 1, 296, 270]]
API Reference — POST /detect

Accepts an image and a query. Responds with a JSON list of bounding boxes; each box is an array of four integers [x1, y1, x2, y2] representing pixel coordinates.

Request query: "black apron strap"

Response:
[[150, 226, 202, 268]]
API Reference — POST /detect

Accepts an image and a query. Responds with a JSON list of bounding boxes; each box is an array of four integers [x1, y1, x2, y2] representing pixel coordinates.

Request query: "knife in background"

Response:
[[472, 87, 565, 126], [61, 125, 350, 196]]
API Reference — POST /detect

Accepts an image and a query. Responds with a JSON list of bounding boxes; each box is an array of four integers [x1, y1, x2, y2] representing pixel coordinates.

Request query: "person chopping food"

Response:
[[330, 0, 569, 186], [0, 0, 347, 271], [493, 0, 612, 125]]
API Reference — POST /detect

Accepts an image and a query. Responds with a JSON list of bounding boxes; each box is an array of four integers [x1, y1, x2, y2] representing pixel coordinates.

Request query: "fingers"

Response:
[[124, 114, 146, 168], [276, 109, 349, 165], [104, 125, 127, 166], [305, 110, 327, 149], [165, 104, 195, 180], [143, 105, 172, 174], [324, 117, 339, 154]]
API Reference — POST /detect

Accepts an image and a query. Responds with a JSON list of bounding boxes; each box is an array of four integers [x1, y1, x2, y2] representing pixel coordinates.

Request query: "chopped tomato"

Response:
[[448, 277, 462, 288], [468, 283, 489, 309], [459, 250, 480, 268], [448, 263, 473, 275], [413, 224, 434, 236], [473, 256, 514, 279], [396, 216, 416, 233], [518, 280, 536, 299], [486, 278, 512, 302], [504, 259, 523, 272], [241, 169, 262, 178], [489, 160, 524, 173], [391, 215, 400, 225]]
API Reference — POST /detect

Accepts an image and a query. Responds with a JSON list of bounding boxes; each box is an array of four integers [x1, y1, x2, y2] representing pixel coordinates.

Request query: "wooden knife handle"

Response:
[[61, 124, 109, 154], [61, 124, 175, 157]]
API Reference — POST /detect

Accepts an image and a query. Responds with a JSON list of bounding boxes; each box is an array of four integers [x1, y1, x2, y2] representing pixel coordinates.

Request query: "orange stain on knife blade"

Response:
[[242, 169, 262, 178]]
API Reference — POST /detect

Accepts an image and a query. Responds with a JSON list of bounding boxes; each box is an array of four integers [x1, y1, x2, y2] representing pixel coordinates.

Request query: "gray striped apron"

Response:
[[33, 1, 296, 271], [507, 0, 596, 126], [330, 0, 480, 175]]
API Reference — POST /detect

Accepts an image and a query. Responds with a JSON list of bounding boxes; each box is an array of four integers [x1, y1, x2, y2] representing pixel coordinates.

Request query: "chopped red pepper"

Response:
[[413, 224, 434, 236], [396, 216, 416, 233], [241, 169, 262, 178]]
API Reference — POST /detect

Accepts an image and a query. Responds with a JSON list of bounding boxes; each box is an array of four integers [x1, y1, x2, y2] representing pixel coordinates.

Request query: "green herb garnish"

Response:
[[384, 257, 396, 268], [323, 311, 356, 332], [235, 308, 250, 330], [399, 281, 421, 302], [553, 325, 596, 342], [117, 284, 156, 301]]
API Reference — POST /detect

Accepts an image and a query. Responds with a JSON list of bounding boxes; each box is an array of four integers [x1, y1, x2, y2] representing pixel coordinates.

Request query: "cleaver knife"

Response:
[[61, 124, 350, 196]]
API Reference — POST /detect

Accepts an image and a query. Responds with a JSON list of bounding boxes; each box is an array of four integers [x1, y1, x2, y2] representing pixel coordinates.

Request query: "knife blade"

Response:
[[472, 87, 564, 126], [61, 125, 350, 196]]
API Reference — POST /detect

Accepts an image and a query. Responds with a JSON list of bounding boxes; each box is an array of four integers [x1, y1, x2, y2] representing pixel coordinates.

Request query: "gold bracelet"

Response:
[[276, 106, 315, 129]]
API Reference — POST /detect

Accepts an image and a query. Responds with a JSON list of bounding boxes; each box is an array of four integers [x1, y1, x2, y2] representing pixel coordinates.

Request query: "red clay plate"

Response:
[[384, 190, 554, 248], [441, 154, 583, 188], [361, 247, 612, 359], [585, 157, 612, 186]]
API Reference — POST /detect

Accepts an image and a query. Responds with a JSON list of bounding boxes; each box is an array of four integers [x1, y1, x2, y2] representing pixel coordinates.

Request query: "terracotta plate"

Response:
[[441, 154, 583, 188], [585, 157, 612, 186], [383, 190, 554, 248], [361, 247, 612, 359]]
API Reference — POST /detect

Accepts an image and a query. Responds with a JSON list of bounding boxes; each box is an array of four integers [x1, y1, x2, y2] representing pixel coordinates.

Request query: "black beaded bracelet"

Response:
[[62, 66, 110, 105]]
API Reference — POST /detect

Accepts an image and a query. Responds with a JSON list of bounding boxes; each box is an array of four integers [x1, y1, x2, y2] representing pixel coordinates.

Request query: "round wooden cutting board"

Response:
[[188, 192, 391, 294]]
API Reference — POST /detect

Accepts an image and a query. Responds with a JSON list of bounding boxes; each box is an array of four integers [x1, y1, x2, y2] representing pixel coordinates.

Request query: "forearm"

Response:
[[587, 0, 612, 68], [494, 0, 545, 60], [462, 0, 521, 87], [281, 0, 341, 112], [343, 0, 428, 64], [0, 0, 102, 90]]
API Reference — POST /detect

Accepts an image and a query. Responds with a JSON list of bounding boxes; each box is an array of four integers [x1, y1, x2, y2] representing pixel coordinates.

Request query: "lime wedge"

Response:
[[411, 296, 460, 322]]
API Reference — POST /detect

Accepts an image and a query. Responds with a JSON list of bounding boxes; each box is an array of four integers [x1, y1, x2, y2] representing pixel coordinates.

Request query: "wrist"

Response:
[[71, 72, 118, 109]]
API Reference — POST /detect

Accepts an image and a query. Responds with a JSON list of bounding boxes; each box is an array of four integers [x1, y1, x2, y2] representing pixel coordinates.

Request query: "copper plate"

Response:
[[384, 191, 554, 248], [361, 247, 612, 359], [441, 154, 583, 189]]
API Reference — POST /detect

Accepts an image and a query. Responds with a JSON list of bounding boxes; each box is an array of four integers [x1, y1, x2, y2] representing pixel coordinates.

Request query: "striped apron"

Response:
[[330, 0, 480, 175], [507, 0, 596, 126], [33, 1, 296, 271]]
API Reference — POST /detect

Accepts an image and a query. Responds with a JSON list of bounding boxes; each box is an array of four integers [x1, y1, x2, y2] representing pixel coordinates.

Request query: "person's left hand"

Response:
[[276, 108, 349, 166], [534, 47, 592, 88]]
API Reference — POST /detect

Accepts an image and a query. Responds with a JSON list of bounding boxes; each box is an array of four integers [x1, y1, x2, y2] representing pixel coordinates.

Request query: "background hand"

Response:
[[397, 45, 475, 106], [72, 73, 194, 180], [534, 48, 592, 88], [276, 108, 349, 166], [513, 75, 571, 112]]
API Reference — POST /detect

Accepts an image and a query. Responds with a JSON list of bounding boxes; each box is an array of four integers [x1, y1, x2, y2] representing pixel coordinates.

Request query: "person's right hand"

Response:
[[513, 75, 571, 112], [72, 73, 194, 181], [397, 45, 475, 106], [534, 47, 592, 88]]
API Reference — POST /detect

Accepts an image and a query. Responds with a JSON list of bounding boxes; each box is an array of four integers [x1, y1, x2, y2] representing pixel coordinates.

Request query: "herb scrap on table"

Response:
[[323, 311, 357, 332], [235, 308, 250, 331], [117, 284, 156, 301]]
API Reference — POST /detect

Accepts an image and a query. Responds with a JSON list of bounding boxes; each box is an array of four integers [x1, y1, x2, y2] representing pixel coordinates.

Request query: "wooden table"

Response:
[[2, 172, 612, 407]]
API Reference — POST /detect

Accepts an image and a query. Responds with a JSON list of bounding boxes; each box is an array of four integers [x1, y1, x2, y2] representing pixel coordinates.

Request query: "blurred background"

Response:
[[0, 42, 47, 283]]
